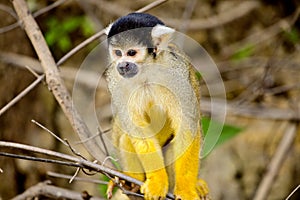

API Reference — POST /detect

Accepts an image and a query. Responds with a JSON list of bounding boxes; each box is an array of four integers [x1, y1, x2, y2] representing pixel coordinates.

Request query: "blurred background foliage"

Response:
[[0, 0, 299, 199]]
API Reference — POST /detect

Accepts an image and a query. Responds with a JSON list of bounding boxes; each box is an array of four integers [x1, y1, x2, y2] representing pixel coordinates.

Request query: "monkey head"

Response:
[[106, 13, 175, 79]]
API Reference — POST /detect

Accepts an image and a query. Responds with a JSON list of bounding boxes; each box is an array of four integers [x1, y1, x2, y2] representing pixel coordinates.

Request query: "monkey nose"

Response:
[[117, 62, 138, 78]]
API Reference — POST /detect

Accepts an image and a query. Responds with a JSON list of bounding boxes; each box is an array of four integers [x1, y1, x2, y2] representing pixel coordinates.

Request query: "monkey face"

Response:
[[108, 45, 148, 78], [106, 13, 175, 80]]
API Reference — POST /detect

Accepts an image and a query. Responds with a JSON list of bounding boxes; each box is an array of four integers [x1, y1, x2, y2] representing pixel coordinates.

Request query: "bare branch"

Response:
[[136, 0, 168, 13], [285, 184, 300, 200], [0, 74, 45, 116], [253, 123, 298, 200], [165, 1, 261, 30], [201, 98, 300, 120], [0, 0, 68, 34], [0, 141, 176, 199], [0, 141, 143, 186], [0, 51, 105, 89], [0, 4, 17, 19], [222, 8, 300, 57], [31, 119, 69, 146], [32, 0, 68, 18], [12, 0, 93, 154], [11, 181, 105, 200], [47, 171, 109, 185], [56, 29, 106, 66]]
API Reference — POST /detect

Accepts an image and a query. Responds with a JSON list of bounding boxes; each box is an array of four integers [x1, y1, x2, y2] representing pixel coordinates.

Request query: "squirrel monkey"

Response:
[[105, 13, 209, 200]]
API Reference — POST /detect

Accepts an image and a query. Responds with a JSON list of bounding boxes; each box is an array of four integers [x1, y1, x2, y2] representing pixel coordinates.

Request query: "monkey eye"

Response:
[[127, 49, 137, 57], [114, 50, 122, 57]]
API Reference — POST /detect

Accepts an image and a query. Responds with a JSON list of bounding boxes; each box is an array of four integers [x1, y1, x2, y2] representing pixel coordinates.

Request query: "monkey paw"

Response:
[[174, 179, 210, 200], [174, 189, 200, 200], [197, 179, 210, 200], [140, 176, 168, 200]]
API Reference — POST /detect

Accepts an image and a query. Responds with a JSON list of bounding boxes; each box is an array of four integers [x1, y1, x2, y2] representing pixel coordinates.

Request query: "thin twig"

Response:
[[165, 1, 261, 30], [285, 184, 300, 200], [97, 127, 110, 157], [32, 0, 68, 17], [201, 98, 299, 120], [136, 0, 168, 13], [75, 129, 111, 144], [0, 74, 45, 116], [0, 4, 17, 19], [47, 171, 109, 185], [0, 51, 105, 89], [253, 123, 297, 200], [31, 119, 68, 146], [178, 0, 197, 34], [0, 22, 19, 34], [222, 7, 300, 57], [0, 152, 80, 167], [11, 181, 105, 200], [24, 65, 40, 78], [56, 29, 106, 66], [70, 167, 81, 183], [64, 139, 87, 160], [0, 0, 67, 34]]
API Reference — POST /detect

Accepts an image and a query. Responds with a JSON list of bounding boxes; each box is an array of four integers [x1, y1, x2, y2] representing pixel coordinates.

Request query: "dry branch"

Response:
[[0, 141, 143, 186], [201, 98, 300, 120], [0, 74, 45, 116], [0, 141, 175, 199], [253, 123, 298, 200], [11, 181, 104, 200], [47, 171, 109, 185], [12, 0, 93, 154], [165, 1, 260, 30]]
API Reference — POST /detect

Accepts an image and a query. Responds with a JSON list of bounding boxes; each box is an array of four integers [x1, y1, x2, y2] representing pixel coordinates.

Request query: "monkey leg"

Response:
[[131, 138, 169, 200], [173, 130, 208, 200], [118, 134, 146, 181]]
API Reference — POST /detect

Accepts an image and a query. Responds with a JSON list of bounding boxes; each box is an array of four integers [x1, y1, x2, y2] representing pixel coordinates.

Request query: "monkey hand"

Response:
[[140, 169, 168, 200]]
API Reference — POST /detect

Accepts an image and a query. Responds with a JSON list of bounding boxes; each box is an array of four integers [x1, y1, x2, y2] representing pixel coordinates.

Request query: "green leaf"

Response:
[[202, 117, 242, 146], [231, 44, 254, 61], [98, 175, 111, 198], [81, 17, 95, 36], [62, 16, 84, 32], [58, 35, 72, 52], [284, 28, 300, 44], [46, 17, 59, 29], [45, 29, 58, 46]]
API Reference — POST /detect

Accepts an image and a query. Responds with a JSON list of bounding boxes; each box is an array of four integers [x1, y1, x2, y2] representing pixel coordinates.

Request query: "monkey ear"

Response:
[[105, 23, 113, 36], [151, 24, 175, 50]]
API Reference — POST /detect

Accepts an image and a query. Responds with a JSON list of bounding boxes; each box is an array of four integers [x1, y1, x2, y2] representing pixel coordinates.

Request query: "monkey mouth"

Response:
[[117, 62, 139, 78]]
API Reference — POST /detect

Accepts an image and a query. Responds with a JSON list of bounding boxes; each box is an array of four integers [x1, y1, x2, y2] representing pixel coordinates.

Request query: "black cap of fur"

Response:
[[107, 13, 164, 48]]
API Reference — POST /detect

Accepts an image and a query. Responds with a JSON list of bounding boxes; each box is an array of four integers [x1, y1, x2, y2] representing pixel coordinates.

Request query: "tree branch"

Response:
[[11, 181, 105, 200], [0, 141, 143, 187], [165, 1, 261, 30], [253, 123, 298, 200], [12, 0, 93, 155], [0, 141, 175, 199]]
